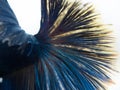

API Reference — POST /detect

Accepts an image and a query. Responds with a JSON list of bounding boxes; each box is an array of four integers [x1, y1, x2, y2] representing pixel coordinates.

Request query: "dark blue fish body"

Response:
[[0, 0, 115, 90]]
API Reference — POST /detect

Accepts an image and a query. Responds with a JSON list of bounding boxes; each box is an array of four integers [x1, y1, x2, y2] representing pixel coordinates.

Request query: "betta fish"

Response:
[[0, 0, 116, 90]]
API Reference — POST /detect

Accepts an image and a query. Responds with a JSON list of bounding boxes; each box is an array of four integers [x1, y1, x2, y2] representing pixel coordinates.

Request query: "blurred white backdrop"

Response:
[[8, 0, 41, 35], [0, 78, 3, 83], [8, 0, 120, 90]]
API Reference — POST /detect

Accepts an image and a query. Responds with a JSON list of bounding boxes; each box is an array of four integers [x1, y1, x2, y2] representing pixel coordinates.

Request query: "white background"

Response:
[[8, 0, 41, 35]]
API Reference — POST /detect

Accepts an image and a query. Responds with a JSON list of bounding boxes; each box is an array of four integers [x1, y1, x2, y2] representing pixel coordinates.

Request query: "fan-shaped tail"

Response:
[[0, 0, 116, 90], [34, 0, 115, 90]]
